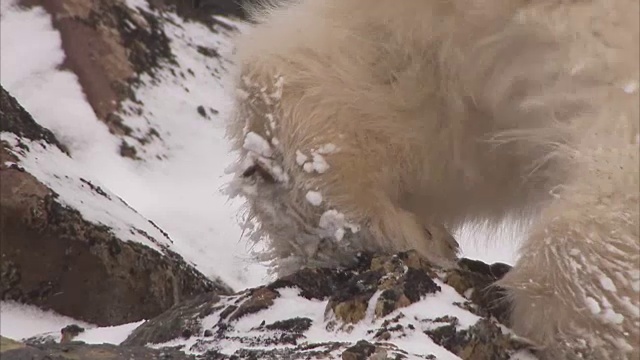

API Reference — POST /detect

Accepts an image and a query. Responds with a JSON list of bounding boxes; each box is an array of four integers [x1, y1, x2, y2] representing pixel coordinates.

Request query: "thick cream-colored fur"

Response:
[[225, 0, 639, 358]]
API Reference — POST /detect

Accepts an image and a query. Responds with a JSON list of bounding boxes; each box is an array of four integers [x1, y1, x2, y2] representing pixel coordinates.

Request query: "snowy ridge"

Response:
[[0, 0, 268, 290], [1, 133, 174, 254], [121, 253, 537, 359], [149, 285, 481, 359]]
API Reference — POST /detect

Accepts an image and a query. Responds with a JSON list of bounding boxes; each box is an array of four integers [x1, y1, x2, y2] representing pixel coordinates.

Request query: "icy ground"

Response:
[[0, 0, 524, 351]]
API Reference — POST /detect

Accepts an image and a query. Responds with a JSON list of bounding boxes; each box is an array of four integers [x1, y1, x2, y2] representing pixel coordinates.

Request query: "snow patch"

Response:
[[243, 131, 273, 157], [316, 143, 338, 154], [298, 146, 335, 174], [305, 190, 323, 206], [0, 301, 93, 341], [76, 321, 145, 345], [295, 150, 308, 166], [319, 209, 360, 241], [0, 133, 173, 254], [310, 153, 330, 173], [585, 296, 602, 315]]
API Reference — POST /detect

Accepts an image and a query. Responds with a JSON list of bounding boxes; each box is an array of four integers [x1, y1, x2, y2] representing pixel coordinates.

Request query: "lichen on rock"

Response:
[[122, 251, 534, 359], [0, 86, 231, 326]]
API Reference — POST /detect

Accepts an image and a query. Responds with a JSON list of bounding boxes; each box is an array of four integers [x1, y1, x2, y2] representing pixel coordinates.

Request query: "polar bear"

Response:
[[225, 0, 639, 358]]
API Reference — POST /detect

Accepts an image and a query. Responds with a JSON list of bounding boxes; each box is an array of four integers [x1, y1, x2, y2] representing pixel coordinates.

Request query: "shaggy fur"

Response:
[[225, 0, 639, 358]]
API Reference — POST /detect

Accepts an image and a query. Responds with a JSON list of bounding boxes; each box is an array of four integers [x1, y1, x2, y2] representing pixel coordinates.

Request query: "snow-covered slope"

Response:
[[0, 0, 267, 291]]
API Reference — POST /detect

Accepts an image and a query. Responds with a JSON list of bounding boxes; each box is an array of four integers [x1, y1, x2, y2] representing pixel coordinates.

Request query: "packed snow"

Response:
[[243, 132, 273, 157], [305, 190, 323, 206], [0, 302, 93, 342], [0, 301, 143, 345], [318, 209, 360, 241]]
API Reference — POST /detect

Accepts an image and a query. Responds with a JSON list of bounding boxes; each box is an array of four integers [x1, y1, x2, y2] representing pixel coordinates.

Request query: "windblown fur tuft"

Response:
[[224, 0, 639, 358]]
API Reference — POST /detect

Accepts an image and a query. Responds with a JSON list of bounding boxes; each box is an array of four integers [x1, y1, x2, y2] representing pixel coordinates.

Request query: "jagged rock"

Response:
[[0, 336, 195, 360], [123, 251, 533, 359], [0, 86, 232, 326], [444, 258, 512, 324]]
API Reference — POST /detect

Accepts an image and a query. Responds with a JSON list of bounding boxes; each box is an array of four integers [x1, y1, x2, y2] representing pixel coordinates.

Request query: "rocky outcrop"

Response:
[[19, 0, 243, 159], [1, 336, 195, 360], [122, 252, 534, 360], [0, 86, 232, 326]]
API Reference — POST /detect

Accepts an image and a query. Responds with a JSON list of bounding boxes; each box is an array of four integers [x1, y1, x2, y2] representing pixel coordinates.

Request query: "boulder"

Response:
[[122, 252, 535, 360], [0, 86, 232, 326]]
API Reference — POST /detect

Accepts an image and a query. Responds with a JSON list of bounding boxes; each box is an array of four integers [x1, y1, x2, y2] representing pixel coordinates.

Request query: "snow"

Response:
[[299, 150, 331, 174], [295, 150, 308, 165], [510, 350, 539, 360], [310, 153, 330, 173], [0, 301, 92, 341], [243, 132, 273, 157], [75, 321, 145, 345], [0, 301, 142, 345], [319, 209, 360, 241], [124, 0, 151, 12], [585, 296, 602, 315], [316, 143, 338, 154], [305, 190, 323, 206]]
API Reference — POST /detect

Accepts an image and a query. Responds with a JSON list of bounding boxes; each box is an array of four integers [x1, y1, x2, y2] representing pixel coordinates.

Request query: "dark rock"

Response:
[[123, 293, 221, 346], [122, 250, 530, 359], [0, 336, 196, 360], [0, 87, 231, 326], [197, 105, 208, 118], [403, 267, 441, 302], [196, 46, 220, 59], [327, 253, 442, 324], [104, 113, 133, 137], [159, 0, 250, 29], [229, 287, 279, 321], [328, 269, 383, 324], [341, 340, 376, 360], [264, 317, 312, 333], [60, 324, 85, 344], [119, 140, 139, 159], [201, 343, 346, 360], [445, 258, 512, 324], [0, 88, 67, 154], [425, 318, 529, 360], [268, 267, 352, 300]]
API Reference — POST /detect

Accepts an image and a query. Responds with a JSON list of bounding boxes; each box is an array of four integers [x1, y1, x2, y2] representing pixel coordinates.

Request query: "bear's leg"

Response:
[[498, 140, 639, 359]]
